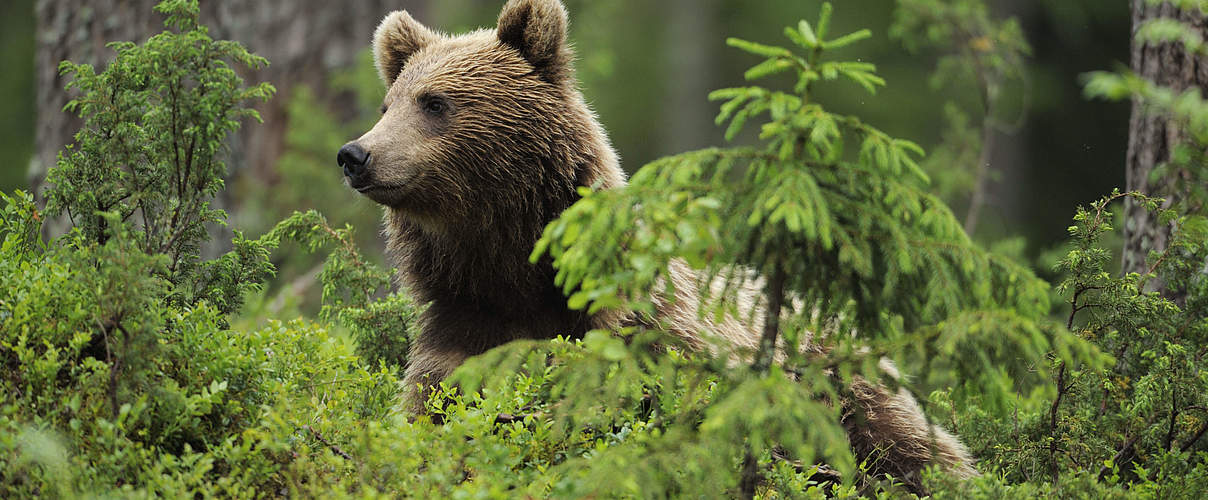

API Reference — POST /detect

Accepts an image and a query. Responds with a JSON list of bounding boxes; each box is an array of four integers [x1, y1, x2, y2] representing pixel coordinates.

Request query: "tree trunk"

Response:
[[1122, 1, 1206, 288], [660, 0, 718, 154], [30, 0, 425, 237]]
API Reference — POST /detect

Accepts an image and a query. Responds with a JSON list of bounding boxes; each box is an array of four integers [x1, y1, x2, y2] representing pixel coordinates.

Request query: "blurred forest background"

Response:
[[0, 0, 1127, 280]]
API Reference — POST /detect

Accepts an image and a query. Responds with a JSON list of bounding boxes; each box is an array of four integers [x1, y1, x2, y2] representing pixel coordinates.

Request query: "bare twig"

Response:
[[493, 413, 541, 425], [302, 425, 353, 461], [1166, 394, 1179, 452], [1097, 434, 1139, 480], [1049, 280, 1091, 482], [1048, 361, 1067, 482]]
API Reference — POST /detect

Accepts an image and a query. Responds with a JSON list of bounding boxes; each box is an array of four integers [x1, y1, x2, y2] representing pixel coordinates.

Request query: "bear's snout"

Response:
[[337, 143, 371, 185]]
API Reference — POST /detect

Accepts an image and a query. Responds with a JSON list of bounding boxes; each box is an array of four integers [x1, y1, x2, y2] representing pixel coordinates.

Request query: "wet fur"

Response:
[[350, 0, 976, 486]]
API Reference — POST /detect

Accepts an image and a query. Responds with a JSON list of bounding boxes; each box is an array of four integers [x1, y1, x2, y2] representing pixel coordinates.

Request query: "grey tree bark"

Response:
[[1122, 1, 1206, 286], [31, 0, 425, 235]]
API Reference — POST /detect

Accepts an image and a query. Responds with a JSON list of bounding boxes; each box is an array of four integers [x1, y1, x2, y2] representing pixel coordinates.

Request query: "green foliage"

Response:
[[3, 0, 1206, 498], [891, 0, 1030, 88], [890, 0, 1030, 127], [1, 191, 412, 498], [45, 0, 273, 307], [974, 1, 1208, 490], [1084, 2, 1208, 224], [1086, 73, 1208, 214], [442, 328, 859, 497], [1, 3, 417, 496], [532, 1, 1094, 493], [939, 191, 1208, 496], [1050, 191, 1207, 477], [536, 0, 1077, 387], [1149, 0, 1208, 15], [942, 1, 1208, 494], [252, 209, 414, 369]]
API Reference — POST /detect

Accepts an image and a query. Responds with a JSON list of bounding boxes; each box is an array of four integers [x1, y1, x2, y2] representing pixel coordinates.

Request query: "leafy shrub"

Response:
[[44, 0, 272, 313], [1, 2, 414, 497]]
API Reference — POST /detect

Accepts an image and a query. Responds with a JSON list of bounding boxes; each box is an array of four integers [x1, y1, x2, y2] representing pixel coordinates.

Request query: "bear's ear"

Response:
[[373, 10, 438, 86], [497, 0, 571, 83]]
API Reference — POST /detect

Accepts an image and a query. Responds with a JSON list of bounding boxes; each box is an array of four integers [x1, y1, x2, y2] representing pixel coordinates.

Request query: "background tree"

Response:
[[1122, 0, 1208, 292], [891, 0, 1031, 237], [0, 0, 34, 192]]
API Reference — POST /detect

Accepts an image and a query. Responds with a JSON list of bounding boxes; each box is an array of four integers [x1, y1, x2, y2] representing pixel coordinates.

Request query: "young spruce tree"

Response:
[[468, 3, 1099, 496]]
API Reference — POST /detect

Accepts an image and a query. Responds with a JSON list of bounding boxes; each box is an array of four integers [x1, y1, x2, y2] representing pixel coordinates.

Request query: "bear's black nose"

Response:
[[337, 143, 370, 178]]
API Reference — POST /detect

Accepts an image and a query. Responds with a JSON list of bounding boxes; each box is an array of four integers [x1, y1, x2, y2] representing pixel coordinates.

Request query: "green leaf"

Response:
[[825, 29, 872, 49], [745, 58, 795, 81], [798, 20, 819, 47], [726, 38, 793, 58]]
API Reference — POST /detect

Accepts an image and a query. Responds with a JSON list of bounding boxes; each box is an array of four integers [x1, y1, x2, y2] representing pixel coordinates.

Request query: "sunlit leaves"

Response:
[[1086, 71, 1208, 146], [726, 4, 885, 99]]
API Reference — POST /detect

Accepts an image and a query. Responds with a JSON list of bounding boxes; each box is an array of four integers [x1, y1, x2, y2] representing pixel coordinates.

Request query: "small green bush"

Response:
[[1, 2, 415, 497]]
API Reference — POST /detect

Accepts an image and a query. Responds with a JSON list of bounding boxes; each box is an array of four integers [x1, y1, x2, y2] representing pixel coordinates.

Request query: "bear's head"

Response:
[[339, 0, 618, 229]]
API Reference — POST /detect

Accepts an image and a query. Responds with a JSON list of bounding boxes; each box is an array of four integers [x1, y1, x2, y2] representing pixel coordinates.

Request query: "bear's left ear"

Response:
[[497, 0, 572, 83], [374, 10, 438, 87]]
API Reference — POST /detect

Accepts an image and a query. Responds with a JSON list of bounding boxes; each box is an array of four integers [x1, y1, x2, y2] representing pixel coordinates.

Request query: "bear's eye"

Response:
[[421, 96, 449, 117], [380, 105, 388, 115]]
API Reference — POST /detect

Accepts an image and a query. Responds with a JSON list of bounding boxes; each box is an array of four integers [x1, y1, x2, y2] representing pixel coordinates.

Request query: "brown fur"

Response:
[[345, 0, 976, 486]]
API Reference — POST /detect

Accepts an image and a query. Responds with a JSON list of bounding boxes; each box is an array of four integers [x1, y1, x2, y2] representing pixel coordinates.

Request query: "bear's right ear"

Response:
[[373, 10, 437, 87]]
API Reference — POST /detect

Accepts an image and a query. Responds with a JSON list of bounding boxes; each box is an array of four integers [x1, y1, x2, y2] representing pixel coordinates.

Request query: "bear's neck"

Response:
[[385, 204, 590, 349]]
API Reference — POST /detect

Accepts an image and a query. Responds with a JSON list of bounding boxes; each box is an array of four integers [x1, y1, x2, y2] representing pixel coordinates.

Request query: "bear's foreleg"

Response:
[[399, 339, 470, 415]]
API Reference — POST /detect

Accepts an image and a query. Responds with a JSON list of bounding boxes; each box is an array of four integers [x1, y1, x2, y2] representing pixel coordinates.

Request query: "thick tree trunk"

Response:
[[1122, 1, 1206, 286], [30, 0, 423, 237], [32, 0, 161, 199]]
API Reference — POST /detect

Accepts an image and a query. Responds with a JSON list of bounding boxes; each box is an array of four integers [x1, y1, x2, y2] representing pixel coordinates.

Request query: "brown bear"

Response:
[[338, 0, 977, 485]]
